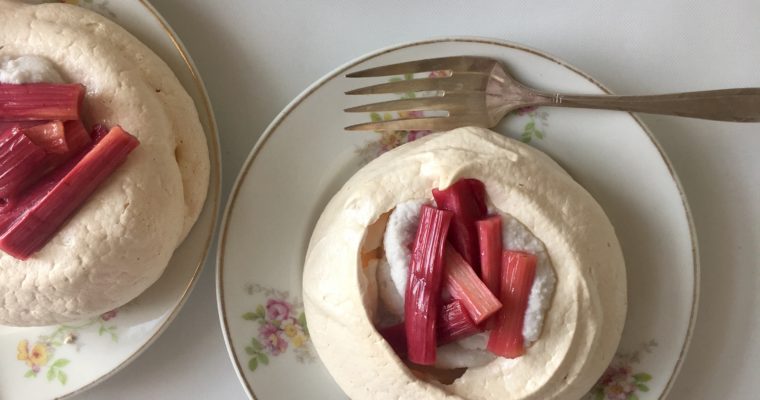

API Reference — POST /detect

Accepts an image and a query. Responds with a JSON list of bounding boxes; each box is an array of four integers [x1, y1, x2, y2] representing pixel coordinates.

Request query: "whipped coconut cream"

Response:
[[377, 199, 426, 319], [500, 212, 557, 343], [0, 55, 63, 84]]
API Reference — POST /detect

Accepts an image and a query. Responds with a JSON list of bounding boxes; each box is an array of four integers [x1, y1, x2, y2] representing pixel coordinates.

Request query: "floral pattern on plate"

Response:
[[241, 283, 315, 372], [585, 340, 658, 400], [15, 310, 119, 385]]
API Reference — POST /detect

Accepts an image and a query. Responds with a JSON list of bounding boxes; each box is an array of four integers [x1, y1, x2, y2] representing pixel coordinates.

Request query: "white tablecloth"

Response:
[[75, 0, 760, 398]]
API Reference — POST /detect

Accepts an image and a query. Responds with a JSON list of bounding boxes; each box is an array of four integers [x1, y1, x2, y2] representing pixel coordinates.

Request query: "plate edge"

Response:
[[215, 35, 700, 400]]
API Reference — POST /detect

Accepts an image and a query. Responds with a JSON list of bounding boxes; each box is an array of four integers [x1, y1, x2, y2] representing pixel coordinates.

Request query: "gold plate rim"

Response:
[[216, 36, 699, 400]]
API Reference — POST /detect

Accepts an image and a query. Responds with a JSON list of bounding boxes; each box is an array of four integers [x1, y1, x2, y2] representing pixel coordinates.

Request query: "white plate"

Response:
[[0, 1, 221, 399], [218, 38, 698, 400]]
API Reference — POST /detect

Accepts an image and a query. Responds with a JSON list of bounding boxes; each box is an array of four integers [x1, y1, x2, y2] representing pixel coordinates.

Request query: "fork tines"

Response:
[[345, 56, 496, 131], [345, 56, 495, 78]]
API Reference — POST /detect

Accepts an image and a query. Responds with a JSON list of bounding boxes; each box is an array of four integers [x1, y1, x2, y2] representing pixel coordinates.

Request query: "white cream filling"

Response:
[[376, 199, 557, 369], [377, 199, 426, 319], [0, 55, 63, 84], [501, 211, 557, 343]]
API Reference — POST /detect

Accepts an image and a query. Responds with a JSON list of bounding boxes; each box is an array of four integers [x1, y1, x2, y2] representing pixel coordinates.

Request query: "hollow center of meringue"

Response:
[[368, 199, 557, 370]]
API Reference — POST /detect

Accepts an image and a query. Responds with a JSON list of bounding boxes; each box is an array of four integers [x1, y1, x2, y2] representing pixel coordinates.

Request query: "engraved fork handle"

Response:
[[533, 88, 760, 122]]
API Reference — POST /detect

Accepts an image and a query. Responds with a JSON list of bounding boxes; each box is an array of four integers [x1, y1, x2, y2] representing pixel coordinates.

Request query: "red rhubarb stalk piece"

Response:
[[0, 121, 39, 133], [443, 244, 502, 324], [0, 120, 89, 199], [405, 205, 453, 365], [36, 120, 93, 170], [379, 323, 408, 356], [438, 300, 482, 345], [487, 251, 537, 359], [91, 124, 109, 142], [381, 300, 481, 358], [63, 120, 92, 156], [465, 179, 487, 215], [0, 128, 48, 199], [432, 179, 487, 272], [0, 83, 84, 121], [0, 126, 139, 259], [22, 121, 67, 154], [477, 215, 503, 296]]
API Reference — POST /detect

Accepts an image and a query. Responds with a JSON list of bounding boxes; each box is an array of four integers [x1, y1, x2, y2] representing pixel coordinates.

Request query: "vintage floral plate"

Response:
[[217, 38, 698, 400], [0, 1, 221, 399]]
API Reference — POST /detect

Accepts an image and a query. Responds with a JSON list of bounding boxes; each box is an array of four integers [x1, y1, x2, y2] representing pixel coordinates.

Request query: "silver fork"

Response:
[[344, 56, 760, 131]]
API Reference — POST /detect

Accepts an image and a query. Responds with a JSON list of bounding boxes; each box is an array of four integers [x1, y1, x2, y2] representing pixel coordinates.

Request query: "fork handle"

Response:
[[543, 88, 760, 122]]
